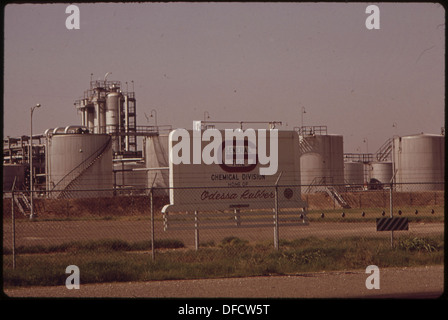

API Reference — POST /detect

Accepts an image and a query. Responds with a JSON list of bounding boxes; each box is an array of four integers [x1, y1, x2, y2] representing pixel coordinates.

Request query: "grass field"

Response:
[[3, 234, 444, 288], [2, 190, 444, 288]]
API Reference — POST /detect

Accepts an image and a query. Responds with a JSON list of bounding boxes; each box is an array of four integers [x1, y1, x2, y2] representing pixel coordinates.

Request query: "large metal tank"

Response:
[[113, 160, 147, 193], [144, 134, 169, 196], [300, 134, 344, 193], [344, 161, 364, 185], [392, 133, 444, 191], [93, 96, 106, 134], [106, 90, 120, 132], [46, 132, 113, 198], [369, 162, 393, 185], [106, 89, 121, 151], [86, 101, 95, 132]]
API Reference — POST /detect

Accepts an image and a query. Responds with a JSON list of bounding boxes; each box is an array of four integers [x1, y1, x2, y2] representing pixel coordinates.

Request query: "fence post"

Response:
[[11, 177, 17, 269], [273, 172, 282, 251], [389, 170, 397, 248], [389, 182, 394, 248], [274, 185, 279, 250], [149, 173, 158, 261], [150, 187, 155, 261]]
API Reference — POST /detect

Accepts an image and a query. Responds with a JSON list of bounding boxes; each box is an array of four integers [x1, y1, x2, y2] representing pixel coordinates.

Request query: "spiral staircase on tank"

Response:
[[50, 136, 112, 199]]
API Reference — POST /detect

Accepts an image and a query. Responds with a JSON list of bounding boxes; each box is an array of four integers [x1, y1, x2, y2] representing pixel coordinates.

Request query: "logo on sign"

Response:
[[219, 139, 257, 173], [169, 124, 279, 175]]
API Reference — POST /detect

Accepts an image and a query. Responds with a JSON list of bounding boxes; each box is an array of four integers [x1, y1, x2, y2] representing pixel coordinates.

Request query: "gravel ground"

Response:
[[3, 265, 444, 299]]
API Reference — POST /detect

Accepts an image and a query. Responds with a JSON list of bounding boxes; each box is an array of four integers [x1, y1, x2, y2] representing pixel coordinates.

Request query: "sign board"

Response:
[[376, 217, 409, 231], [162, 129, 307, 212]]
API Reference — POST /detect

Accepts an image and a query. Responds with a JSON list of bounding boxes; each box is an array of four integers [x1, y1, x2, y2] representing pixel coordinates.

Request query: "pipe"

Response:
[[44, 128, 54, 138], [64, 125, 88, 134], [52, 127, 66, 135]]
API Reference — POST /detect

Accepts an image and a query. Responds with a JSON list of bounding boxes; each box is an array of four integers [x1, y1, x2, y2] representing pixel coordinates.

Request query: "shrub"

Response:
[[397, 237, 439, 252]]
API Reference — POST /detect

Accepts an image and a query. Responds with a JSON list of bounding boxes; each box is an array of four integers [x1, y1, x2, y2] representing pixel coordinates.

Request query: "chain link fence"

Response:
[[2, 182, 444, 287]]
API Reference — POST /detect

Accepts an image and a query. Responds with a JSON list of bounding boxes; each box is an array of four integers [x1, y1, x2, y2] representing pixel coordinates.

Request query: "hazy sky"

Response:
[[3, 2, 445, 153]]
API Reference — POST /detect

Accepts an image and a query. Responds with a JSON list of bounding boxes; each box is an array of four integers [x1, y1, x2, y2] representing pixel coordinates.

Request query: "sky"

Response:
[[3, 2, 445, 154]]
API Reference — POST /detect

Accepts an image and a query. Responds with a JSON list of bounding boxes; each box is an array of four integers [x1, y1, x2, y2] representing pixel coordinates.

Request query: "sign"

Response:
[[376, 217, 409, 231], [162, 129, 307, 213]]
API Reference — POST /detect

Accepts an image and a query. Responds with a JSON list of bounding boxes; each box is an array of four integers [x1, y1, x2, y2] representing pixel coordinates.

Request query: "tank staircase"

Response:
[[10, 180, 38, 217], [298, 135, 318, 154], [304, 177, 327, 194], [304, 177, 351, 208], [14, 190, 32, 216], [325, 186, 351, 209], [375, 138, 393, 162], [51, 137, 112, 199]]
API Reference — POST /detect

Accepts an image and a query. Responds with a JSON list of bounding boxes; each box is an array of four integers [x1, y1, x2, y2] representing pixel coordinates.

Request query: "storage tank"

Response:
[[46, 132, 113, 198], [106, 89, 121, 151], [369, 162, 393, 185], [106, 90, 120, 132], [344, 161, 364, 186], [86, 102, 95, 132], [113, 160, 147, 193], [300, 134, 344, 193], [144, 134, 169, 196], [93, 97, 106, 134], [392, 133, 444, 191]]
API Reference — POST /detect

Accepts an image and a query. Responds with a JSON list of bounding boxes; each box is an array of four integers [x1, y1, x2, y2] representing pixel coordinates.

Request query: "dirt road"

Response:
[[3, 265, 444, 299]]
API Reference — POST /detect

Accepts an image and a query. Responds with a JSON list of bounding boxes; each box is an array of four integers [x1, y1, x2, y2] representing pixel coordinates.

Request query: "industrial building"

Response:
[[3, 76, 445, 216], [3, 77, 171, 203]]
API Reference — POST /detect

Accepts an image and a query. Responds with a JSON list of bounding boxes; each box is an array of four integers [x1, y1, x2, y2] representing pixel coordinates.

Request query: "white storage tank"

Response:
[[144, 134, 169, 196], [344, 161, 364, 185], [392, 133, 444, 191], [300, 134, 344, 193], [92, 96, 106, 134], [369, 161, 393, 185], [106, 88, 121, 152], [46, 132, 113, 198]]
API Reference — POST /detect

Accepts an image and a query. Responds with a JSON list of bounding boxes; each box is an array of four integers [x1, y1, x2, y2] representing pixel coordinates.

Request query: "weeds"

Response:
[[397, 236, 442, 252], [3, 235, 443, 288]]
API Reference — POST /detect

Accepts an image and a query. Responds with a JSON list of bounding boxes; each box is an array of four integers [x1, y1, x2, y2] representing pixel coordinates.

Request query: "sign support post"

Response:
[[388, 170, 397, 248], [11, 177, 17, 269], [194, 210, 199, 251]]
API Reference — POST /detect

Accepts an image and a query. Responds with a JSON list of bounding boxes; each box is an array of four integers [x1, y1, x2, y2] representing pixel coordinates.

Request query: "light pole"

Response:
[[30, 103, 41, 219], [203, 111, 210, 122], [150, 109, 158, 127], [301, 106, 306, 129], [363, 137, 369, 154]]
